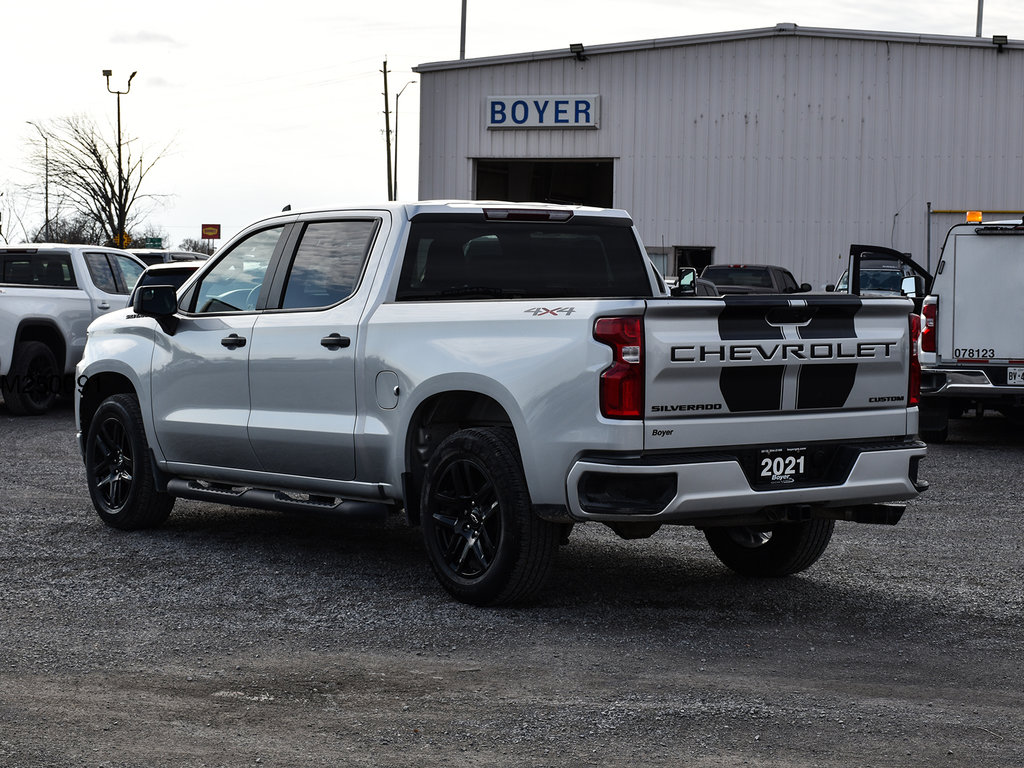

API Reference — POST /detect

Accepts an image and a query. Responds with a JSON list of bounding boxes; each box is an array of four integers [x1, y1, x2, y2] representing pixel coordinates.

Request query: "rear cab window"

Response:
[[395, 214, 653, 300], [702, 266, 772, 288], [1, 252, 77, 287]]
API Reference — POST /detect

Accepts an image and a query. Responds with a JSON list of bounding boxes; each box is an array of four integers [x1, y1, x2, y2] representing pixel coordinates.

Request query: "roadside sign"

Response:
[[201, 224, 221, 239], [145, 237, 163, 248]]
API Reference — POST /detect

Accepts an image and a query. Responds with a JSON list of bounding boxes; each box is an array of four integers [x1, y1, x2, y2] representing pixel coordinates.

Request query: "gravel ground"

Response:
[[1, 399, 1022, 767]]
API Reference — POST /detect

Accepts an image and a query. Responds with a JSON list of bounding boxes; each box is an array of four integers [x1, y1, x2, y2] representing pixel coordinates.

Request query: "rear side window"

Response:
[[85, 253, 118, 293], [278, 220, 378, 310], [1, 253, 77, 287], [395, 218, 652, 300]]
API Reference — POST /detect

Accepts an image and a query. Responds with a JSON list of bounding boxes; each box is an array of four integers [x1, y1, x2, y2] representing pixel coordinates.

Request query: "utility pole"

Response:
[[103, 69, 137, 247], [460, 0, 467, 59], [26, 121, 50, 241], [382, 60, 393, 201], [976, 0, 984, 36], [393, 81, 415, 200]]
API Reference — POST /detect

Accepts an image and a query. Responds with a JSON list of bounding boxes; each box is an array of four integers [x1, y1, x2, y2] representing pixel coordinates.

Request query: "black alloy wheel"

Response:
[[85, 394, 173, 530], [421, 427, 559, 606]]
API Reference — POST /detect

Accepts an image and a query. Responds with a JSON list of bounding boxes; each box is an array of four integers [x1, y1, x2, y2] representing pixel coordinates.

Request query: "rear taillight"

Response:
[[594, 316, 644, 419], [909, 313, 921, 407], [921, 298, 937, 354]]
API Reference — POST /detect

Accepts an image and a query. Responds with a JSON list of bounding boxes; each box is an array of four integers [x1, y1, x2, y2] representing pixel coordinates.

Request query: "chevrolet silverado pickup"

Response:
[[75, 202, 928, 605], [1, 243, 145, 414]]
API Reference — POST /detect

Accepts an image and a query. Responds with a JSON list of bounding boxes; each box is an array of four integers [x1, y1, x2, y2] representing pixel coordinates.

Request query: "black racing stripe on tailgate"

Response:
[[796, 299, 860, 409], [722, 366, 785, 411], [797, 364, 858, 409], [717, 298, 785, 412], [718, 296, 787, 340], [797, 299, 861, 340]]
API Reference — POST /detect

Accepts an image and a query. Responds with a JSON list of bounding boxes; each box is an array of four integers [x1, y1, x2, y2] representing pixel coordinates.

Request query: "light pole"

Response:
[[103, 69, 136, 247], [394, 81, 416, 200], [26, 121, 50, 241]]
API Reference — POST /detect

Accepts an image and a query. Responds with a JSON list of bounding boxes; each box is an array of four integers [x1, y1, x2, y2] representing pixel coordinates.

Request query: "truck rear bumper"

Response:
[[921, 367, 1024, 402], [564, 439, 927, 524]]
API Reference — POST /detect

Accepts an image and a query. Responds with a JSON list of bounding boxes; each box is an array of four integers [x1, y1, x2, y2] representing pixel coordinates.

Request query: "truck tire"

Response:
[[84, 393, 174, 530], [420, 427, 559, 606], [920, 425, 949, 444], [3, 341, 59, 415], [704, 518, 834, 577]]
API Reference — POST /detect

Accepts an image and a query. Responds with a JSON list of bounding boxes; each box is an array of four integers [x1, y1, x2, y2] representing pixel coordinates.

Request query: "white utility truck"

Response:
[[919, 213, 1024, 440]]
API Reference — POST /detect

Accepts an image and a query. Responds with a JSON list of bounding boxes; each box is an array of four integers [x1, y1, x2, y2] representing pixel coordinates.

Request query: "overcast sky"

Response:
[[3, 0, 1020, 247]]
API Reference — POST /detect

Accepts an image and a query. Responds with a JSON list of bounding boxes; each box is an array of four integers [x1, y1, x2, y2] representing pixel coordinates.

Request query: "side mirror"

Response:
[[800, 282, 812, 292], [134, 284, 177, 316], [671, 267, 697, 297], [133, 284, 179, 334], [824, 284, 836, 292], [900, 275, 919, 297]]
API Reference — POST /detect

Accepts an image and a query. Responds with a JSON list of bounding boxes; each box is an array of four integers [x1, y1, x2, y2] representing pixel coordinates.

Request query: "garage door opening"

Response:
[[475, 160, 613, 208]]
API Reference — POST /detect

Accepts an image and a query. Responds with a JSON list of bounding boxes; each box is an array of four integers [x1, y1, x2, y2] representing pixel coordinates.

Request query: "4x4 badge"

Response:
[[525, 307, 576, 317]]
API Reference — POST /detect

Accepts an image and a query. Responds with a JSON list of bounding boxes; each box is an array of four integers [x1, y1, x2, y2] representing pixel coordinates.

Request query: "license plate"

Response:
[[1008, 367, 1024, 386], [758, 447, 808, 485]]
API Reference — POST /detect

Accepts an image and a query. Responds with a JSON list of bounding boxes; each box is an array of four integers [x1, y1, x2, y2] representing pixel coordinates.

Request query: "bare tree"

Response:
[[31, 214, 105, 245], [178, 237, 216, 255], [25, 116, 169, 247], [133, 222, 171, 249], [1, 187, 32, 244]]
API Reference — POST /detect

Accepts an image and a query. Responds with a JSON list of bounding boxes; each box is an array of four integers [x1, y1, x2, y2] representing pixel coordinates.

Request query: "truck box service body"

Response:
[[75, 202, 927, 605], [919, 215, 1024, 439]]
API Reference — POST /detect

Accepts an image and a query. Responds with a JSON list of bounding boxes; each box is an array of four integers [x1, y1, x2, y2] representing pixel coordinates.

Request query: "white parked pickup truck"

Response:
[[75, 202, 928, 605], [1, 244, 145, 414]]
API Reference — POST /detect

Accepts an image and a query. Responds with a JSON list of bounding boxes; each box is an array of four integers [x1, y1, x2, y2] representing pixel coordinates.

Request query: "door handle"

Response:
[[320, 333, 351, 350], [221, 333, 247, 349], [97, 302, 110, 310]]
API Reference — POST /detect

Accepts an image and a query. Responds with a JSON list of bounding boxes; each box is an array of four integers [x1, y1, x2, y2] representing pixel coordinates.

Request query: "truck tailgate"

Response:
[[643, 294, 913, 449]]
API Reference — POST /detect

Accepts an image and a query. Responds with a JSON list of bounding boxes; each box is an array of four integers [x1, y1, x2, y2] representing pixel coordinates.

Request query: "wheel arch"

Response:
[[77, 370, 140, 445], [15, 320, 67, 373], [402, 388, 519, 525]]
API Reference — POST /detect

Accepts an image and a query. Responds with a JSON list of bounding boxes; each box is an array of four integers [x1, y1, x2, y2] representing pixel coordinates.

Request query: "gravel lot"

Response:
[[1, 399, 1022, 767]]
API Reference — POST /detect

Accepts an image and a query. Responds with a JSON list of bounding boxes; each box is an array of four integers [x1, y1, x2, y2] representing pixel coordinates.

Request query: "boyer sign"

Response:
[[487, 95, 600, 129]]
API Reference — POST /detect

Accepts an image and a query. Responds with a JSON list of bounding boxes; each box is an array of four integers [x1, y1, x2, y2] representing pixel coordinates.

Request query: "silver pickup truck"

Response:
[[75, 202, 928, 605], [1, 244, 145, 414]]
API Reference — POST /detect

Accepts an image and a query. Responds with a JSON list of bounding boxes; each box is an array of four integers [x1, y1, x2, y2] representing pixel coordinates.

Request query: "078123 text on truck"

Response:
[[75, 201, 928, 605]]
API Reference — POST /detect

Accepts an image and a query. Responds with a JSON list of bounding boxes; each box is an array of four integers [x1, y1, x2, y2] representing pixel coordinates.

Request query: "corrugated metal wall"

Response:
[[417, 29, 1024, 288]]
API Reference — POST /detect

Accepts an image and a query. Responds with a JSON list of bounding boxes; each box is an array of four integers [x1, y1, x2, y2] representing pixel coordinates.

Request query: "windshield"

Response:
[[838, 268, 903, 294]]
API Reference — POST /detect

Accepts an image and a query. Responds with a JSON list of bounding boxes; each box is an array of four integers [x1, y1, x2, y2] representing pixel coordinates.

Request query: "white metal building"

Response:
[[414, 23, 1024, 287]]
